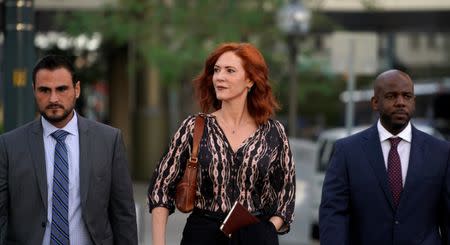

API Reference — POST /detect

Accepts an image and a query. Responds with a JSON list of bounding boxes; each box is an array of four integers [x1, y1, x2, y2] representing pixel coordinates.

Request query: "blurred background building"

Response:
[[1, 0, 450, 180]]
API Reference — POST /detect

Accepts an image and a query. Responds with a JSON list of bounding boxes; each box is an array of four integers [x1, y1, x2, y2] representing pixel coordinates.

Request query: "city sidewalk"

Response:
[[133, 181, 149, 245]]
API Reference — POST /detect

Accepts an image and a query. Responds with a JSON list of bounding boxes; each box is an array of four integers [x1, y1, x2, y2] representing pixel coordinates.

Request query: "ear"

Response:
[[247, 80, 254, 89], [370, 96, 378, 111], [75, 81, 81, 99]]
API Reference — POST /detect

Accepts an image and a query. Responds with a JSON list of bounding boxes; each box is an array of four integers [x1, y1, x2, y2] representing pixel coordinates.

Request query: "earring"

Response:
[[248, 87, 252, 93]]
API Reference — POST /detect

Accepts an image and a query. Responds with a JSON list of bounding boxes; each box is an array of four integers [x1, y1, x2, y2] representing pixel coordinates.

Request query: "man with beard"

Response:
[[0, 55, 137, 245], [319, 69, 450, 245]]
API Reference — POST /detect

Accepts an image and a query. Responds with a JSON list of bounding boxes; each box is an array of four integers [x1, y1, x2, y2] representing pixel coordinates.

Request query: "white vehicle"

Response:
[[309, 123, 445, 240]]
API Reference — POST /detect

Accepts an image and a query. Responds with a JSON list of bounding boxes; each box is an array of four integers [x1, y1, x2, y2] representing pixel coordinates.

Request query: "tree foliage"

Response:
[[63, 0, 285, 86]]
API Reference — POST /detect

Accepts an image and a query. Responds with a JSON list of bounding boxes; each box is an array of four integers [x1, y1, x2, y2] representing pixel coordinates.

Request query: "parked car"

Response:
[[309, 123, 445, 240]]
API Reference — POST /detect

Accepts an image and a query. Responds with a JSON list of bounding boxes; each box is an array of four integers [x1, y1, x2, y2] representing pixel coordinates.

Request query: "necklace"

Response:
[[218, 116, 249, 134]]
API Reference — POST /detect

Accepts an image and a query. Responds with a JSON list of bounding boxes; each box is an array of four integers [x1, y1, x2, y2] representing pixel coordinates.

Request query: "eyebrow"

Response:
[[214, 65, 237, 69], [36, 85, 70, 90]]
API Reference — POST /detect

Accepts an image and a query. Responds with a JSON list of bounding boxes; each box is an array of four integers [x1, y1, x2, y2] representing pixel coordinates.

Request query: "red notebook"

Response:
[[220, 201, 260, 237]]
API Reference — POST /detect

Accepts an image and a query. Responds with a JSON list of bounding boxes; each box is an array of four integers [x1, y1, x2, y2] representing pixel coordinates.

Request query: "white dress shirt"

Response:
[[41, 112, 92, 245], [377, 119, 412, 186]]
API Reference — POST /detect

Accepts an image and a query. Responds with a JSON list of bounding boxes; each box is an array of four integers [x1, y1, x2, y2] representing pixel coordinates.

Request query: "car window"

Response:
[[317, 140, 327, 172], [317, 139, 334, 173]]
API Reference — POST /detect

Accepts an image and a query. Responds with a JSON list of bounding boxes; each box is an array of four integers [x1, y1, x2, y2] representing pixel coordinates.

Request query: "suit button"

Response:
[[395, 221, 399, 225], [42, 222, 46, 227]]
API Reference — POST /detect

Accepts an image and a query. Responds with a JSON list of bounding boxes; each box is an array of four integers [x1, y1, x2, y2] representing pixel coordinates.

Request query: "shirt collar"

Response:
[[377, 119, 412, 143], [42, 111, 79, 138]]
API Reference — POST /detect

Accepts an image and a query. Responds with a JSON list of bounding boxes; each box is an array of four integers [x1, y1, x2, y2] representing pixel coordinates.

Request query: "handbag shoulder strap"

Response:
[[189, 115, 205, 165]]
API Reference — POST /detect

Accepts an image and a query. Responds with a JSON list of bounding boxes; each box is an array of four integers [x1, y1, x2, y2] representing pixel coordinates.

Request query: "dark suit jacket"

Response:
[[0, 116, 137, 245], [319, 124, 450, 245]]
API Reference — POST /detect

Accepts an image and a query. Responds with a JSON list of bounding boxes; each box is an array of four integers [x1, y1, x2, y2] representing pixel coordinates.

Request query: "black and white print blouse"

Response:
[[148, 113, 295, 232]]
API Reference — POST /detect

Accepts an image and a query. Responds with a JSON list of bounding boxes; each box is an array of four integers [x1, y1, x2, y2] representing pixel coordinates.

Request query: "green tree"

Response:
[[64, 0, 285, 85]]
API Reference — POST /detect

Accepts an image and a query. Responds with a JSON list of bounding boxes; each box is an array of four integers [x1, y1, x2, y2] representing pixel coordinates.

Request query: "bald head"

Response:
[[374, 69, 413, 97]]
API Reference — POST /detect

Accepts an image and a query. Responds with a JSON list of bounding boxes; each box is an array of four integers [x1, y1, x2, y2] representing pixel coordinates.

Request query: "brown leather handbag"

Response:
[[175, 115, 205, 213]]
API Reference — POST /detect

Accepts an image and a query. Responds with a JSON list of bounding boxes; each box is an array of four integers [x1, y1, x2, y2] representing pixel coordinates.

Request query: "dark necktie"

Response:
[[388, 137, 403, 208], [51, 130, 70, 245]]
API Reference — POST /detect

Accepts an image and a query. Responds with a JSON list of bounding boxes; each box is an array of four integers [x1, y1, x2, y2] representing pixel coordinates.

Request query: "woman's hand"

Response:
[[269, 216, 284, 231]]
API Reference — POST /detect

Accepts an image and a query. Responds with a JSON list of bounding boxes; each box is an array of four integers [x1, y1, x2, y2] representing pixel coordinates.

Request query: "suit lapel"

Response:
[[398, 126, 425, 207], [29, 119, 48, 209], [362, 125, 395, 210], [78, 116, 92, 207]]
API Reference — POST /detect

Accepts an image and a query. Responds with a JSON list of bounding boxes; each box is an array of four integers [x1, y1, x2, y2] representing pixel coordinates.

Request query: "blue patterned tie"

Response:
[[51, 130, 70, 245]]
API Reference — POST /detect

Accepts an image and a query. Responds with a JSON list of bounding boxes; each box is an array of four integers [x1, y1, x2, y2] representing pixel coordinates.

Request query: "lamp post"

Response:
[[277, 0, 310, 137]]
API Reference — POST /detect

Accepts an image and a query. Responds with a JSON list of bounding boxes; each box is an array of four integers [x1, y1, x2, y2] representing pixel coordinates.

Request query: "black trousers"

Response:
[[181, 211, 229, 245], [180, 210, 279, 245]]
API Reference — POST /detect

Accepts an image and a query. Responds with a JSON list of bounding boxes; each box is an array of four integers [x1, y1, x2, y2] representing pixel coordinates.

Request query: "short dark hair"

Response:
[[32, 55, 77, 85]]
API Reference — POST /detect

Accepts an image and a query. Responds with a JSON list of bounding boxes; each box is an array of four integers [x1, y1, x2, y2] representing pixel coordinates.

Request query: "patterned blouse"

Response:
[[148, 113, 296, 232]]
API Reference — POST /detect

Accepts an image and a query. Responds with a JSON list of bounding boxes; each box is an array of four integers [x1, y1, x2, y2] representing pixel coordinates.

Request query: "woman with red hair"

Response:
[[148, 43, 295, 245]]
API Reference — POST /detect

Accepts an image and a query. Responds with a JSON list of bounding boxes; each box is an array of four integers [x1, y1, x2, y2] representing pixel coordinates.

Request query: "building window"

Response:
[[427, 33, 438, 50], [409, 34, 420, 50]]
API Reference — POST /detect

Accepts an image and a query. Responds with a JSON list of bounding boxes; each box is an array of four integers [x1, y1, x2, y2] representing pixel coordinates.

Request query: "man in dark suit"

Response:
[[319, 69, 450, 245], [0, 55, 137, 244]]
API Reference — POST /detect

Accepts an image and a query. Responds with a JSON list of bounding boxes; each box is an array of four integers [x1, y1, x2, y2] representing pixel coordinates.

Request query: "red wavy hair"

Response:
[[193, 42, 280, 125]]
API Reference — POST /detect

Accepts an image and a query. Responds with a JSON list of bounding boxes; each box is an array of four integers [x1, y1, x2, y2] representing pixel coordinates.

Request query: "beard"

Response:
[[380, 112, 410, 134], [40, 103, 75, 125]]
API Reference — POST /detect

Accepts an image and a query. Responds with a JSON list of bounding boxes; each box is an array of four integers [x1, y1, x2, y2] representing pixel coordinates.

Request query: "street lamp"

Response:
[[277, 0, 311, 137]]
